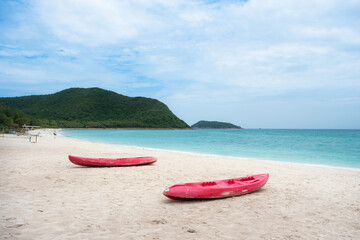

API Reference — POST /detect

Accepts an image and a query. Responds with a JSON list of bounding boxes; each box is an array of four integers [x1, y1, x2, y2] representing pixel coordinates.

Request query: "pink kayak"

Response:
[[68, 155, 157, 167], [163, 173, 269, 200]]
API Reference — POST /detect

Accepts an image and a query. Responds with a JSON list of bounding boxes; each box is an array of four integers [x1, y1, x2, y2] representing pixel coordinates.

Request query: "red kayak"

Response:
[[68, 155, 157, 167], [163, 173, 269, 200]]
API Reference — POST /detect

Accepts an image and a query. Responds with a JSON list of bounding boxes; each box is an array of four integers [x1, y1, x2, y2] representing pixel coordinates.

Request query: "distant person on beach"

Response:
[[53, 131, 57, 138]]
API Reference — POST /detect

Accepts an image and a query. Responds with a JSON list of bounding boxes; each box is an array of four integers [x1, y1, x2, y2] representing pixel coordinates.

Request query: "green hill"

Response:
[[191, 120, 241, 129], [0, 88, 189, 129]]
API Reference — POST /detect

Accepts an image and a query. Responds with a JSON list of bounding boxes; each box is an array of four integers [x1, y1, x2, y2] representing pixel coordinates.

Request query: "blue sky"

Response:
[[1, 0, 359, 128]]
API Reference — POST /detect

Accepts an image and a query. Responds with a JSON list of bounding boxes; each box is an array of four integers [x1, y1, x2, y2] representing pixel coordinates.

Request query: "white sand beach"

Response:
[[1, 129, 359, 239]]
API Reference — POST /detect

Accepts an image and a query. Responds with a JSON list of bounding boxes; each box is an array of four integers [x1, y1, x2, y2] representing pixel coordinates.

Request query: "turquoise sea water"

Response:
[[61, 129, 360, 169]]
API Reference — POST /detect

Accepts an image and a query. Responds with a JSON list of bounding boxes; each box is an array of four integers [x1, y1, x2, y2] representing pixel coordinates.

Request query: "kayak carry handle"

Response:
[[202, 181, 217, 186]]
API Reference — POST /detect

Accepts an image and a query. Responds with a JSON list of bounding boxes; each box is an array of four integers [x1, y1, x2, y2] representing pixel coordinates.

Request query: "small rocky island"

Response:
[[191, 120, 242, 129]]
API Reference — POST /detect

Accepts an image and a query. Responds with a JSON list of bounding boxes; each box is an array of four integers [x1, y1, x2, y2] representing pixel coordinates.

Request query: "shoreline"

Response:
[[1, 129, 359, 239], [55, 127, 360, 130], [65, 135, 360, 172], [59, 129, 360, 172], [56, 127, 193, 130]]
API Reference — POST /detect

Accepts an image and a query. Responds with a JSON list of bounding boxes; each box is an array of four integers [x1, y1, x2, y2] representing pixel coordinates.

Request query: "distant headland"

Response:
[[191, 120, 242, 129]]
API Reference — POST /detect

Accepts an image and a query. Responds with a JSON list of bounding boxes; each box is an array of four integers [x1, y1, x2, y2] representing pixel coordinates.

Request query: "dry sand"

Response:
[[1, 129, 359, 240]]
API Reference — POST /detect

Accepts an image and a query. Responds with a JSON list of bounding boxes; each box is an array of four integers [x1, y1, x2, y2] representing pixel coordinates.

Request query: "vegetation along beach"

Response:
[[1, 0, 360, 239]]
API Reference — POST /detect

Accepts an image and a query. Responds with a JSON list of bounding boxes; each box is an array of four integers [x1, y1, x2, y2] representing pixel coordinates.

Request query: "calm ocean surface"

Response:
[[61, 129, 360, 169]]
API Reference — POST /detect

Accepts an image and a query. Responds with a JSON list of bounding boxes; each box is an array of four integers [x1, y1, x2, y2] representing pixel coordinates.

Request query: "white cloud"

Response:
[[299, 27, 360, 45], [55, 47, 79, 57], [0, 62, 53, 84], [1, 0, 360, 127], [35, 0, 166, 45], [29, 0, 360, 91], [0, 49, 42, 58]]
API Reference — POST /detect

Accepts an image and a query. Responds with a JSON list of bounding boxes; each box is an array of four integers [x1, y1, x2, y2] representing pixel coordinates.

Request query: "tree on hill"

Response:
[[0, 103, 32, 130]]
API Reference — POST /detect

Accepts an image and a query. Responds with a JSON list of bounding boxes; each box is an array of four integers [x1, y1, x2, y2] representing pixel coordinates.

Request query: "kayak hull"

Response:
[[163, 173, 269, 200], [68, 155, 157, 167]]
